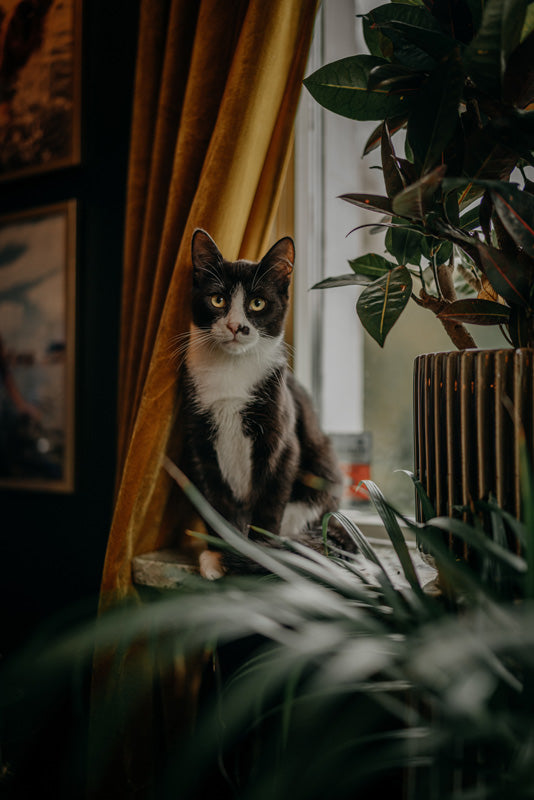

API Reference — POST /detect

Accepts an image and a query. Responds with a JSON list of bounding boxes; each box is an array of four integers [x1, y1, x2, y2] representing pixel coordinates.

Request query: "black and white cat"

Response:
[[181, 229, 346, 579]]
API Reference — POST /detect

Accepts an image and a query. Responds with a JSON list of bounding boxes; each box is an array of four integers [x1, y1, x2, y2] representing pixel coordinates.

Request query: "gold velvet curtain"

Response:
[[99, 0, 319, 607]]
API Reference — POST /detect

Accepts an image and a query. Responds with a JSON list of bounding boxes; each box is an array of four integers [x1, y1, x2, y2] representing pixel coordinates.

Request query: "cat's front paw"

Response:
[[199, 549, 226, 580]]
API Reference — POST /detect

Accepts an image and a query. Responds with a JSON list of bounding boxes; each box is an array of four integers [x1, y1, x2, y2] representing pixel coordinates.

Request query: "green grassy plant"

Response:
[[1, 465, 533, 798]]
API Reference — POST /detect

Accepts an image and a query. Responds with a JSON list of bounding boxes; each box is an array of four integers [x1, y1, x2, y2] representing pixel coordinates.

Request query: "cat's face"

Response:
[[190, 229, 294, 356]]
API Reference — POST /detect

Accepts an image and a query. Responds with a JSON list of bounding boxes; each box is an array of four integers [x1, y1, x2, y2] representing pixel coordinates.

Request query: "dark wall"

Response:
[[0, 0, 141, 654]]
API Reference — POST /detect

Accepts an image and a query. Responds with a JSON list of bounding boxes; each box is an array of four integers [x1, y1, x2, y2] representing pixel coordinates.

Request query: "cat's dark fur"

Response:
[[181, 229, 350, 578]]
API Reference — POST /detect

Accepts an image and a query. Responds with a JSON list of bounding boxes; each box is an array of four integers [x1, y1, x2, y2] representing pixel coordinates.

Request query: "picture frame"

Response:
[[0, 201, 76, 491], [0, 0, 82, 182]]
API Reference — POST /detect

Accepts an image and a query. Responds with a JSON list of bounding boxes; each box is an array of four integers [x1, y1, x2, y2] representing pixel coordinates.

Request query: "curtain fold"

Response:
[[101, 0, 319, 607], [90, 3, 318, 795]]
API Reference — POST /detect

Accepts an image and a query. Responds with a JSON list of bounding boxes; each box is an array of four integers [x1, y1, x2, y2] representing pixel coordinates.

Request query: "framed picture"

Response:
[[0, 0, 82, 181], [0, 201, 76, 491]]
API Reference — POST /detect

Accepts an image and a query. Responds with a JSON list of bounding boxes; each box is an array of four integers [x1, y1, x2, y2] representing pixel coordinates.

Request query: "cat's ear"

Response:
[[258, 236, 294, 288], [191, 229, 223, 284]]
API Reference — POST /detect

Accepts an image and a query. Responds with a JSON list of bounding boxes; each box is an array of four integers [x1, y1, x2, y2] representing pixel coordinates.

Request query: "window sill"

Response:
[[132, 518, 436, 593]]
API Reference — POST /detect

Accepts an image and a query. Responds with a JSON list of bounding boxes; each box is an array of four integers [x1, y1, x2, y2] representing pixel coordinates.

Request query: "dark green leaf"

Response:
[[426, 0, 476, 42], [464, 0, 527, 94], [465, 0, 485, 34], [385, 20, 459, 59], [442, 177, 518, 194], [364, 3, 444, 69], [356, 266, 413, 346], [491, 185, 534, 258], [444, 187, 460, 226], [392, 165, 447, 219], [508, 304, 530, 346], [386, 219, 424, 265], [459, 205, 483, 230], [406, 52, 463, 172], [349, 253, 397, 277], [486, 110, 534, 167], [363, 117, 407, 156], [311, 274, 374, 290], [503, 30, 534, 106], [381, 122, 406, 198], [368, 63, 424, 92], [340, 193, 395, 216], [437, 298, 510, 324], [377, 23, 438, 69], [420, 235, 453, 262], [303, 56, 409, 122], [477, 241, 531, 306], [363, 4, 444, 35]]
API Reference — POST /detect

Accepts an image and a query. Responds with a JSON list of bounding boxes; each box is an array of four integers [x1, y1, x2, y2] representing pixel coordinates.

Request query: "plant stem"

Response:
[[437, 260, 456, 303], [414, 289, 477, 349]]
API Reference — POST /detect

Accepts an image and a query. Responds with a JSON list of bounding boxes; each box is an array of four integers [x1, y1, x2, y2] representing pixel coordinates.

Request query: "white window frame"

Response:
[[293, 0, 413, 536], [294, 0, 383, 433]]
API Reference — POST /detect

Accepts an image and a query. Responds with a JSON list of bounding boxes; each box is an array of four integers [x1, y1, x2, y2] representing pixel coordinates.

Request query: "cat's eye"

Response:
[[249, 297, 266, 312], [210, 294, 226, 308]]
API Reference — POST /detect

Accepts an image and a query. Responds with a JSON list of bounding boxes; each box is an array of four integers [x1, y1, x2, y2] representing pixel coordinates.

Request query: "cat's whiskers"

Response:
[[169, 328, 216, 368]]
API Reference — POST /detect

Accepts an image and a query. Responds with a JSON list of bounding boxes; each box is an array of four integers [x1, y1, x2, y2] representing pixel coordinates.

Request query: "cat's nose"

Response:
[[227, 322, 249, 336]]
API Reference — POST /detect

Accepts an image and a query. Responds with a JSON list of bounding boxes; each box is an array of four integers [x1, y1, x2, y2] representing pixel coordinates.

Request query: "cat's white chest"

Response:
[[211, 399, 252, 501], [188, 353, 255, 502], [187, 327, 284, 502]]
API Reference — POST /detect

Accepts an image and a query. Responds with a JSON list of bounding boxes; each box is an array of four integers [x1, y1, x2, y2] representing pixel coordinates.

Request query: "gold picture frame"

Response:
[[0, 0, 82, 181], [0, 201, 76, 491]]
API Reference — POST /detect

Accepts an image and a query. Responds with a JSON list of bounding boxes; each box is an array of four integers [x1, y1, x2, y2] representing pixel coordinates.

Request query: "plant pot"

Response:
[[413, 348, 534, 559]]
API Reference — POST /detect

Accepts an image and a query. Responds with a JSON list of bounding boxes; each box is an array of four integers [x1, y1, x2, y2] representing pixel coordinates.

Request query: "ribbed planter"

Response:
[[413, 348, 534, 558]]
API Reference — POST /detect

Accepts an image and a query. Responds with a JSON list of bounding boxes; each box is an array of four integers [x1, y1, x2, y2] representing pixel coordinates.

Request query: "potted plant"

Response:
[[303, 0, 534, 551]]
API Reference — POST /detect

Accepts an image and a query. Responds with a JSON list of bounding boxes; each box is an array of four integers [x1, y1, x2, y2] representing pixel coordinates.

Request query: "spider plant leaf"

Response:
[[356, 266, 413, 346], [401, 514, 499, 596], [339, 193, 396, 216], [361, 479, 425, 598], [396, 469, 436, 522], [324, 511, 411, 616], [427, 517, 527, 573], [163, 457, 298, 581], [491, 184, 534, 258], [324, 511, 388, 573], [437, 298, 511, 325], [476, 242, 530, 307], [311, 274, 374, 290], [303, 55, 410, 121]]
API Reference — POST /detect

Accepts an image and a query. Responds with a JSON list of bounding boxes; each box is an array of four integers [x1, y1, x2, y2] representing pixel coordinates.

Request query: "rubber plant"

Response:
[[305, 0, 534, 349]]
